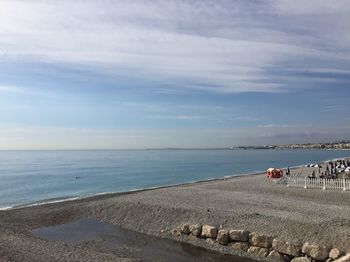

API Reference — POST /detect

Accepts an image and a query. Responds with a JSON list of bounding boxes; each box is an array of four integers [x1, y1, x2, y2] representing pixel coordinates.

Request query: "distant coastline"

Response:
[[145, 140, 350, 151]]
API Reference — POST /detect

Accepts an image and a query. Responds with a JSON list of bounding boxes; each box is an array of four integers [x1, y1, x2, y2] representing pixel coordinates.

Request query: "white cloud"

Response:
[[0, 1, 349, 93]]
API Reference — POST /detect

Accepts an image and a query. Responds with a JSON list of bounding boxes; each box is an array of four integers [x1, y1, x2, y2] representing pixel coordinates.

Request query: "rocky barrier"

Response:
[[171, 223, 348, 262]]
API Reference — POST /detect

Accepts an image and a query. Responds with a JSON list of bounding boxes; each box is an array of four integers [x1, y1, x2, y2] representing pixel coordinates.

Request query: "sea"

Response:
[[0, 149, 349, 210]]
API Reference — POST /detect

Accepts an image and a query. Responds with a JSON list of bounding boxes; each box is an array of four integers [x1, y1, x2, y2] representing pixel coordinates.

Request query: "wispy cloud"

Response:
[[1, 1, 350, 93], [321, 105, 345, 113]]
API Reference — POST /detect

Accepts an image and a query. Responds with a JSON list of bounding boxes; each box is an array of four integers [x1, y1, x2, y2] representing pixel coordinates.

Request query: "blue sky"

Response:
[[0, 0, 350, 149]]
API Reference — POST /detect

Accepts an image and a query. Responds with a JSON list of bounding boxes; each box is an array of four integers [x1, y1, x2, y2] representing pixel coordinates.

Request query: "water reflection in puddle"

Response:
[[32, 219, 254, 262]]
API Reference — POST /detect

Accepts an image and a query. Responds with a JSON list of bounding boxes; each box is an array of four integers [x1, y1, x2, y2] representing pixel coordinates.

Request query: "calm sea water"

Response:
[[0, 149, 349, 209]]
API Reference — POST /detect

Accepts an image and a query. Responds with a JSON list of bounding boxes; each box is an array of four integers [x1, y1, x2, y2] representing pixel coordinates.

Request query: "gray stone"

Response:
[[249, 232, 274, 248], [302, 242, 329, 261], [272, 239, 302, 257], [216, 229, 229, 245], [329, 248, 342, 260], [231, 242, 250, 252], [247, 246, 269, 257], [201, 225, 218, 239], [189, 224, 202, 236], [229, 230, 250, 242], [267, 250, 284, 261], [180, 223, 190, 234], [171, 227, 181, 237], [290, 258, 310, 262], [206, 238, 215, 244]]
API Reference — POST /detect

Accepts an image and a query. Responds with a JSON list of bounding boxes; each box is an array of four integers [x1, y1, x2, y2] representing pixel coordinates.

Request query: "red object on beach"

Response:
[[266, 168, 283, 179]]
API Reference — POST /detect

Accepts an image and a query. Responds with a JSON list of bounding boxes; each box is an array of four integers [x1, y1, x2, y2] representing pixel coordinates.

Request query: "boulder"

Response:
[[201, 225, 218, 239], [189, 224, 202, 236], [229, 230, 250, 242], [267, 250, 284, 261], [329, 248, 342, 260], [231, 242, 250, 252], [247, 246, 269, 257], [216, 229, 229, 245], [272, 239, 302, 257], [290, 257, 310, 262], [334, 253, 350, 262], [180, 223, 190, 234], [249, 232, 274, 248], [302, 242, 329, 261]]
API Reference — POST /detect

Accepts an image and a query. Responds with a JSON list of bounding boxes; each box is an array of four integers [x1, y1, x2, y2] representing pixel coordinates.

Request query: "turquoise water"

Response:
[[0, 149, 349, 209]]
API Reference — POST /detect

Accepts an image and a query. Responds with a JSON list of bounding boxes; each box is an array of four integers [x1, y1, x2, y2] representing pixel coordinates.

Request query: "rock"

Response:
[[329, 248, 342, 260], [229, 230, 250, 242], [171, 227, 181, 237], [249, 232, 274, 248], [216, 229, 229, 245], [334, 253, 350, 262], [272, 239, 302, 257], [180, 223, 190, 234], [247, 246, 269, 257], [206, 238, 215, 244], [267, 250, 284, 261], [302, 243, 329, 261], [290, 257, 310, 262], [189, 224, 202, 236], [201, 225, 218, 239], [283, 254, 293, 262], [231, 242, 250, 252]]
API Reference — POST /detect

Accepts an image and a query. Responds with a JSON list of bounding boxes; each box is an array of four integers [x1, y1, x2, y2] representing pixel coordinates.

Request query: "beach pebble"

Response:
[[272, 239, 302, 257], [302, 242, 329, 261], [247, 246, 269, 257], [290, 257, 310, 262], [189, 224, 202, 236], [171, 227, 181, 237], [231, 242, 250, 252], [249, 232, 274, 248], [267, 250, 284, 261], [205, 238, 216, 245], [229, 229, 250, 242], [201, 225, 218, 239], [180, 223, 190, 235], [329, 248, 342, 260], [216, 229, 229, 245]]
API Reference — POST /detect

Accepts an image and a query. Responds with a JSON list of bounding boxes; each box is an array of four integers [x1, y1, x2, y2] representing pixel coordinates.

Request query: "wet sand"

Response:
[[0, 164, 350, 261]]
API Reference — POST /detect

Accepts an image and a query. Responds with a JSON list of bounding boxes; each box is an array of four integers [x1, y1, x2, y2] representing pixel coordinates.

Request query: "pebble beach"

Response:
[[0, 163, 350, 261]]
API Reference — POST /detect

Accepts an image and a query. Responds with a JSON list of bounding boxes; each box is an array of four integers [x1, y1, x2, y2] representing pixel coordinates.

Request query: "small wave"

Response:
[[0, 206, 14, 211], [14, 197, 81, 209]]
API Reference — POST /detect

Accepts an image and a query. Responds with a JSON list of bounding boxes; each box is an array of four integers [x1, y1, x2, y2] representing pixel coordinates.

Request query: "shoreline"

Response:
[[1, 157, 350, 261], [2, 155, 348, 211]]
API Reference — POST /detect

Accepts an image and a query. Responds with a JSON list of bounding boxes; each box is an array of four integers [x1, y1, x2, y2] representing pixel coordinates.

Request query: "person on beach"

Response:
[[308, 170, 316, 179]]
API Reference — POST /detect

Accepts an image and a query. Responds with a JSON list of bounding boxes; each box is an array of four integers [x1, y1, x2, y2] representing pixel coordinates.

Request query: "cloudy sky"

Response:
[[1, 0, 350, 149]]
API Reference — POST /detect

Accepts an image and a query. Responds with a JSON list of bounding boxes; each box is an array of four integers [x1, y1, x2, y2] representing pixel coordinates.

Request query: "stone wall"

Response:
[[172, 223, 348, 262]]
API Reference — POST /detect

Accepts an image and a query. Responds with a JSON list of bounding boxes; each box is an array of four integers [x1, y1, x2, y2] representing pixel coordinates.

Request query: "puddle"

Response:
[[32, 219, 254, 262]]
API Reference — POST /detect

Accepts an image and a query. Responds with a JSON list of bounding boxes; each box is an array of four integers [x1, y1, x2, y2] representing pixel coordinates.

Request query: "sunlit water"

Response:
[[0, 149, 349, 209]]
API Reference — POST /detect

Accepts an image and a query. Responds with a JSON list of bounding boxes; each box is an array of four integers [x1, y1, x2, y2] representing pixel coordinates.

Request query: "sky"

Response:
[[0, 0, 350, 149]]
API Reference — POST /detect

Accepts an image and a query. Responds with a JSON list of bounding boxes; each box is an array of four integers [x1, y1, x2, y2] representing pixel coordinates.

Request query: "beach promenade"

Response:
[[0, 166, 349, 261]]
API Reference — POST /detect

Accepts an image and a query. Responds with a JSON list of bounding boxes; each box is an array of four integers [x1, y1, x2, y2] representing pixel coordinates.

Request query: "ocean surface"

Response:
[[0, 149, 349, 209]]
